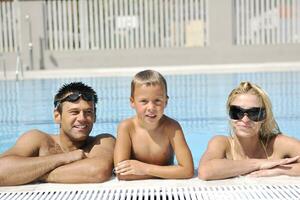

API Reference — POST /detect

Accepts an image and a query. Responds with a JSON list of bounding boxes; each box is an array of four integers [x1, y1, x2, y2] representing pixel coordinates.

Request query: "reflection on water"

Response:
[[0, 71, 300, 165]]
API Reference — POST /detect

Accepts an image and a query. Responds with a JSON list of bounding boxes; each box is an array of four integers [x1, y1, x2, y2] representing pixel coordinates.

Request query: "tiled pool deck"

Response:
[[1, 176, 300, 199]]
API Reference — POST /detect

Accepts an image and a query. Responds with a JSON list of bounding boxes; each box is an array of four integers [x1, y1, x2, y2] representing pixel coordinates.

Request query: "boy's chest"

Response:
[[131, 133, 174, 165]]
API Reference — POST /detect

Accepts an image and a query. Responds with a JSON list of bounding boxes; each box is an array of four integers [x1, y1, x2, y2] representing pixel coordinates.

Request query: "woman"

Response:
[[198, 81, 300, 180]]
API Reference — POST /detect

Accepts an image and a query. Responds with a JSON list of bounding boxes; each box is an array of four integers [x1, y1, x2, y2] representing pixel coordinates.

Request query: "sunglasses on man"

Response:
[[54, 92, 95, 108], [229, 105, 266, 122]]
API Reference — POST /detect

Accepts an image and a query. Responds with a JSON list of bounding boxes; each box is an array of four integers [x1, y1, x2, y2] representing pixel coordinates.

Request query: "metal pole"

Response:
[[26, 14, 33, 70], [3, 59, 6, 79]]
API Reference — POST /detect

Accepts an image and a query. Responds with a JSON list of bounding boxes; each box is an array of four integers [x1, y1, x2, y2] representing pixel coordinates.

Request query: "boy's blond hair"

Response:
[[226, 81, 281, 144], [131, 70, 168, 98]]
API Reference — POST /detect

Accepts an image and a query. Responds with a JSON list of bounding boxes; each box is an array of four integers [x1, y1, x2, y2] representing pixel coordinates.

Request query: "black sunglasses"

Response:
[[229, 105, 266, 122], [54, 92, 95, 108]]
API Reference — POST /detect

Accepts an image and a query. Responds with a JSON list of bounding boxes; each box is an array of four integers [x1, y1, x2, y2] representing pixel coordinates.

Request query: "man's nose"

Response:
[[77, 111, 86, 121]]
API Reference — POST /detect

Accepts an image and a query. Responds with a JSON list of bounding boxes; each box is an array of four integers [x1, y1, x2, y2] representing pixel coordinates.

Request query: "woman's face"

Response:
[[229, 93, 264, 138]]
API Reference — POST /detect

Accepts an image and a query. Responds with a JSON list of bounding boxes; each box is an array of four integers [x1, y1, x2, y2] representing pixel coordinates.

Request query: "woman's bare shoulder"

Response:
[[272, 134, 300, 157], [210, 135, 230, 143], [273, 134, 300, 145]]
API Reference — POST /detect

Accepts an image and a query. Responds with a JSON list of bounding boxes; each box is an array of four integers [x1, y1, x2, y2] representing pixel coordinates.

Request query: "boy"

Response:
[[114, 70, 194, 180], [0, 82, 115, 186]]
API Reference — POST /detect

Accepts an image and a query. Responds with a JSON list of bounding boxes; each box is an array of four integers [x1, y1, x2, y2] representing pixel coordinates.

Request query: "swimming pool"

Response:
[[1, 70, 300, 166]]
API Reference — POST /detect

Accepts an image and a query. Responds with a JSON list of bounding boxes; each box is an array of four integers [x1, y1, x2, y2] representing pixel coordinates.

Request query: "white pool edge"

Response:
[[2, 62, 300, 80]]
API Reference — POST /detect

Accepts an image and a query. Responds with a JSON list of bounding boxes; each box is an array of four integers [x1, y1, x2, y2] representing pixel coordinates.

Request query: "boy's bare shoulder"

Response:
[[118, 117, 134, 127], [162, 115, 181, 129], [117, 117, 136, 135]]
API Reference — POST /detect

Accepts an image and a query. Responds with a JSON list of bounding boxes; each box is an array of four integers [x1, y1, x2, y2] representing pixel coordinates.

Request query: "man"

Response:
[[0, 82, 115, 186]]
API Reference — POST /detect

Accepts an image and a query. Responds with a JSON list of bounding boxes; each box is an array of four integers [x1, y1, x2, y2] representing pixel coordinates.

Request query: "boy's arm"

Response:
[[0, 130, 84, 186], [140, 122, 194, 179], [115, 121, 194, 179], [114, 121, 155, 180], [41, 134, 115, 183], [198, 135, 298, 180]]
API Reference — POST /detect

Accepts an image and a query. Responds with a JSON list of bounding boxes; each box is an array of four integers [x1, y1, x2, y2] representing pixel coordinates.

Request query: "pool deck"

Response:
[[2, 62, 300, 80], [1, 175, 300, 199]]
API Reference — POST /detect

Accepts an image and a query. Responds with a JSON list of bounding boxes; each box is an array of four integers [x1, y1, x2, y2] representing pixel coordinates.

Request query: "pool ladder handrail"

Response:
[[0, 53, 6, 79], [15, 48, 24, 81]]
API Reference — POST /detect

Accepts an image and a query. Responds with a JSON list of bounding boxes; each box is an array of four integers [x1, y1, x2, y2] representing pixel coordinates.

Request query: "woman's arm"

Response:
[[198, 136, 296, 180], [248, 135, 300, 177]]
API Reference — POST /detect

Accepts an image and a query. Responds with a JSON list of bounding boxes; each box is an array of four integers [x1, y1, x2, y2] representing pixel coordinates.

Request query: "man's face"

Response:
[[57, 97, 95, 141]]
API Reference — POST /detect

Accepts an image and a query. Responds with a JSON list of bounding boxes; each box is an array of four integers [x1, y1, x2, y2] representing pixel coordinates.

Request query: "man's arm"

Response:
[[41, 134, 115, 183], [0, 130, 84, 186]]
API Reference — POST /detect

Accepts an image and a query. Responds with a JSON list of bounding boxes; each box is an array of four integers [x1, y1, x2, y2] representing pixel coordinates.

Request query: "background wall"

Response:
[[0, 0, 299, 73]]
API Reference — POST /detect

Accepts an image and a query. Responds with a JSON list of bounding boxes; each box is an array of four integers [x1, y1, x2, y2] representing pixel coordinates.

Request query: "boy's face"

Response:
[[54, 96, 95, 141], [130, 84, 168, 126]]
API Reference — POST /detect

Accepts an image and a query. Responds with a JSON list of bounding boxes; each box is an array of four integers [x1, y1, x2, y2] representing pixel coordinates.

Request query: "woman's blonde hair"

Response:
[[226, 81, 281, 143], [131, 70, 168, 98]]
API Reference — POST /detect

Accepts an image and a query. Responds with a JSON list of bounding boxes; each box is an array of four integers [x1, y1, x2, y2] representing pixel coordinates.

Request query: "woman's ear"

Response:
[[54, 109, 61, 124]]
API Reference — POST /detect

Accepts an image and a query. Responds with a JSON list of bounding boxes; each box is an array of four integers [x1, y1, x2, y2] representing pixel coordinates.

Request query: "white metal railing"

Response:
[[0, 184, 300, 200], [0, 0, 19, 53], [2, 0, 300, 56], [44, 0, 209, 50], [234, 0, 300, 45]]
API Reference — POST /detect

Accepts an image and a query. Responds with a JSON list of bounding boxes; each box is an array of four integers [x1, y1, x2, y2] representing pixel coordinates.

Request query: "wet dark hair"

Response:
[[54, 82, 98, 113]]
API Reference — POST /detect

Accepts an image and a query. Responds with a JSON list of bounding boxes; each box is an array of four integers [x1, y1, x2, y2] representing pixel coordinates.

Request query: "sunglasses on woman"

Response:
[[54, 92, 95, 108], [229, 105, 266, 122]]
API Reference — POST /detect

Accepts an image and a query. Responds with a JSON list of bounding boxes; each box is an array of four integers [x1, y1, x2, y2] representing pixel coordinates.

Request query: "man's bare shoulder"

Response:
[[1, 129, 52, 157], [89, 133, 116, 146], [87, 134, 116, 158], [23, 129, 51, 137], [14, 129, 53, 146]]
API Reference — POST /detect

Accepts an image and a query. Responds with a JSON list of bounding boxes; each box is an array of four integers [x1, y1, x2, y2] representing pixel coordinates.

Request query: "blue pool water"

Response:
[[0, 71, 300, 166]]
